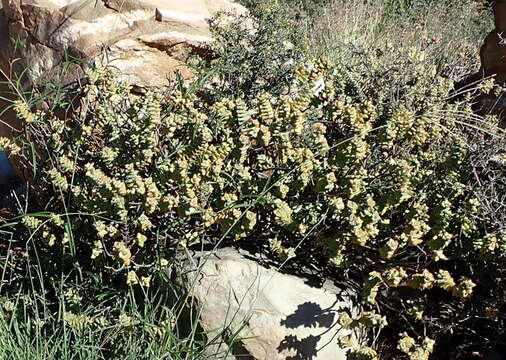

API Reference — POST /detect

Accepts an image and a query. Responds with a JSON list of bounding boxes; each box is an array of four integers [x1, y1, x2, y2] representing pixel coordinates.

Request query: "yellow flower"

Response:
[[140, 276, 151, 288], [113, 242, 132, 266], [136, 233, 147, 248], [398, 335, 416, 354], [273, 199, 293, 227], [126, 271, 139, 286], [452, 278, 476, 299], [91, 241, 103, 260]]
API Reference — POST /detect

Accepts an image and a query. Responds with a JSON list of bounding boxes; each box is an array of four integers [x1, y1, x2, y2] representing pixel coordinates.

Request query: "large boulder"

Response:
[[0, 0, 246, 88], [183, 248, 363, 360], [471, 0, 506, 124]]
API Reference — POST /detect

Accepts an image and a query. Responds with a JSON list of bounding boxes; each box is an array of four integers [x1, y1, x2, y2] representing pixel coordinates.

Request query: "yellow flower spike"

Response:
[[136, 233, 147, 248], [22, 216, 42, 230], [12, 100, 36, 123], [93, 221, 109, 239], [113, 242, 132, 266], [298, 223, 308, 234], [51, 214, 64, 227], [0, 137, 21, 155], [291, 112, 305, 135], [312, 122, 326, 135], [357, 311, 388, 328], [398, 335, 416, 354], [90, 241, 104, 260], [258, 125, 271, 146], [100, 147, 118, 164], [126, 271, 139, 286], [338, 311, 355, 330], [434, 270, 456, 291], [268, 238, 296, 261], [329, 197, 345, 212], [452, 278, 476, 299], [382, 267, 407, 287], [362, 271, 382, 304], [60, 230, 71, 245], [481, 234, 498, 254], [202, 208, 216, 227], [273, 199, 293, 227], [259, 94, 274, 125], [221, 192, 238, 204], [140, 276, 151, 288], [64, 312, 93, 331], [107, 225, 118, 238], [397, 335, 435, 360], [58, 155, 75, 173], [242, 211, 257, 231], [146, 96, 161, 126], [407, 270, 435, 291], [48, 168, 69, 190], [137, 214, 153, 231], [406, 299, 425, 320], [118, 314, 134, 328], [160, 258, 169, 267], [431, 249, 448, 262], [42, 231, 57, 247], [379, 239, 399, 259], [348, 347, 378, 360]]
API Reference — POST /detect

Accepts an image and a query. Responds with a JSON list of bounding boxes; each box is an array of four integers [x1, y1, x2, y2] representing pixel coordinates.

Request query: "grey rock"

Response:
[[0, 151, 13, 184], [183, 248, 364, 360]]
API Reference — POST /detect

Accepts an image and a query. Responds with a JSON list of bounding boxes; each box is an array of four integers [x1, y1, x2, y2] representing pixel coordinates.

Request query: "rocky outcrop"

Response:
[[480, 0, 506, 83], [0, 0, 246, 138], [470, 0, 506, 124], [183, 248, 363, 360], [0, 0, 246, 87]]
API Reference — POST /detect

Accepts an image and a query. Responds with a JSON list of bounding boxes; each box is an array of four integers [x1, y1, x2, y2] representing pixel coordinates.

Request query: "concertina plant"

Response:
[[2, 50, 506, 358]]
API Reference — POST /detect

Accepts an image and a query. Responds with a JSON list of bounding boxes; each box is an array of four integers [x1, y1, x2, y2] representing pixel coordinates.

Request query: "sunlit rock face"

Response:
[[184, 248, 364, 360], [0, 0, 246, 88], [0, 0, 246, 111]]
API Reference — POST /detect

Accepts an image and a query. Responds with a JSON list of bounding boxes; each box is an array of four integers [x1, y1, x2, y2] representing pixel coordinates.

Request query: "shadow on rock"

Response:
[[278, 301, 344, 360], [278, 334, 320, 360], [281, 302, 336, 329]]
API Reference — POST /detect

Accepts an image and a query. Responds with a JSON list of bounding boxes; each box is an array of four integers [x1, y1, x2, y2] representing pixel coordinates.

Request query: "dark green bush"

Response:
[[373, 0, 486, 16], [196, 4, 304, 101]]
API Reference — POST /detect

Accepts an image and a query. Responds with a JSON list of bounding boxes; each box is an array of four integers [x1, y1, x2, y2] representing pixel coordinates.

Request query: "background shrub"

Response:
[[194, 4, 304, 101]]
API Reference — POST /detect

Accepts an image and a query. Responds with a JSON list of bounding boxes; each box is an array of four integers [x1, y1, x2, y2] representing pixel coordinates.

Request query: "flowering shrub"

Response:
[[2, 43, 506, 358]]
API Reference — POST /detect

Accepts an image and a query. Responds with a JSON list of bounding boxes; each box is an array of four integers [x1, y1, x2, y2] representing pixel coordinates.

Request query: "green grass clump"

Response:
[[0, 277, 211, 360]]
